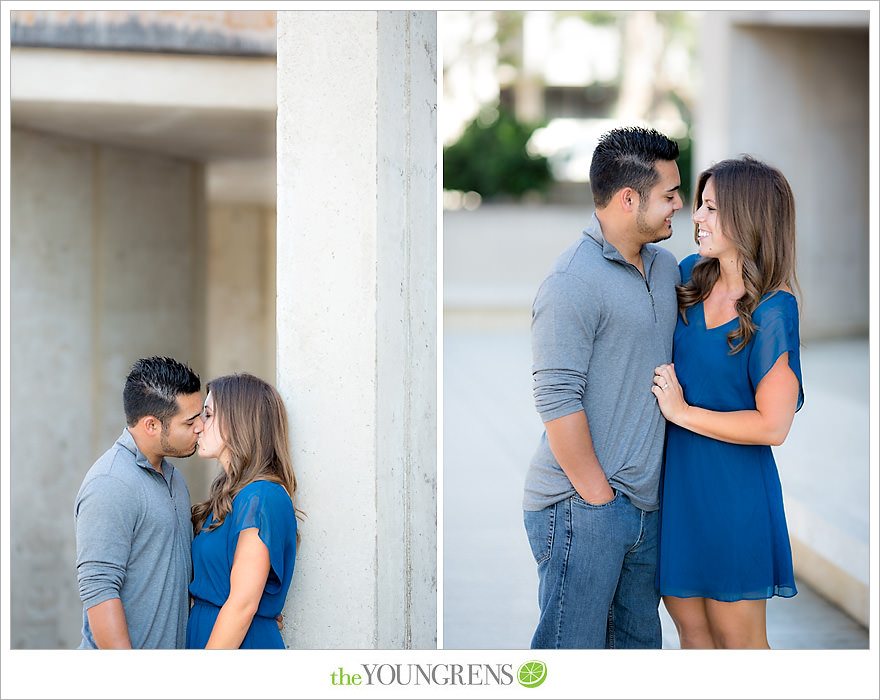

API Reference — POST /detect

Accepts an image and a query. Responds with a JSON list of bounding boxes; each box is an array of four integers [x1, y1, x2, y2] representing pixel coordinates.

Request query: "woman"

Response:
[[186, 373, 301, 649], [651, 155, 803, 649]]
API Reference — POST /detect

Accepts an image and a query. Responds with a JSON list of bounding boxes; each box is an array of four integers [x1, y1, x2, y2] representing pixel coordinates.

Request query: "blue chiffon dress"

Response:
[[186, 480, 297, 648], [657, 254, 803, 601]]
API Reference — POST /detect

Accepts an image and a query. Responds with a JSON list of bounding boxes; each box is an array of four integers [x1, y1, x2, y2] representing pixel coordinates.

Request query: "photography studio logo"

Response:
[[329, 659, 548, 689]]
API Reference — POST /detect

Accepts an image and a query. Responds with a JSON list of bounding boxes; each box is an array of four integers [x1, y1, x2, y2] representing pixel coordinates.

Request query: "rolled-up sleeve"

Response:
[[531, 272, 598, 423], [74, 475, 137, 610], [532, 369, 588, 422]]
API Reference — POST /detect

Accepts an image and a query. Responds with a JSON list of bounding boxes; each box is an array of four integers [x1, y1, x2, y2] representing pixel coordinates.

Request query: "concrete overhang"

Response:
[[729, 9, 870, 29], [11, 46, 277, 203]]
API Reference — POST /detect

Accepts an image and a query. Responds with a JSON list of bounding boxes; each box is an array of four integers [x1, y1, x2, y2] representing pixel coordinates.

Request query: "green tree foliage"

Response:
[[443, 107, 553, 200], [674, 132, 693, 204]]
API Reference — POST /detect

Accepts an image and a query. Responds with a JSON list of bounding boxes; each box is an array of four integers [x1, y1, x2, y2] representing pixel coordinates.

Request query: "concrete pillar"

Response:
[[10, 127, 207, 648], [276, 10, 437, 649]]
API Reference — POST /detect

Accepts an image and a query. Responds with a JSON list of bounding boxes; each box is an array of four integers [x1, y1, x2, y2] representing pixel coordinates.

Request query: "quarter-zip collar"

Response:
[[583, 212, 660, 279], [119, 428, 175, 489]]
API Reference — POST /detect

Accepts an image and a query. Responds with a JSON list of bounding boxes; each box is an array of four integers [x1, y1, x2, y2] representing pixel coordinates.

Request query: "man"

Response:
[[522, 126, 683, 649], [75, 356, 203, 649]]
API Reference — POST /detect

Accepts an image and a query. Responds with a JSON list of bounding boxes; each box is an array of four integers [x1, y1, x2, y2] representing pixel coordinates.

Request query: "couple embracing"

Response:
[[75, 357, 301, 649], [524, 126, 803, 650]]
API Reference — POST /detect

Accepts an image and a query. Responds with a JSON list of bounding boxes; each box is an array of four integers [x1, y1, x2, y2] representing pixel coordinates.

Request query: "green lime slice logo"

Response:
[[517, 660, 547, 688]]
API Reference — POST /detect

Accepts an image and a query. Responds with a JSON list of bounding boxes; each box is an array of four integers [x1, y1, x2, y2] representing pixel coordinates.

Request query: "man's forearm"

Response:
[[86, 597, 133, 649], [544, 411, 614, 504]]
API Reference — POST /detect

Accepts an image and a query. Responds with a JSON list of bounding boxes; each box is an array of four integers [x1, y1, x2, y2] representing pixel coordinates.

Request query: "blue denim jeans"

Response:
[[523, 491, 661, 649]]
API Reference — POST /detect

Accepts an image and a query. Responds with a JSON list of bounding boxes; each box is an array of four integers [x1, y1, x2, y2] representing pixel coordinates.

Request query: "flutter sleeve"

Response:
[[748, 292, 805, 412], [229, 483, 297, 595]]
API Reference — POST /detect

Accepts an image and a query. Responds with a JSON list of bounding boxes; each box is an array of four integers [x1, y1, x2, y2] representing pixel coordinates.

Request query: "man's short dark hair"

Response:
[[589, 126, 679, 209], [123, 356, 201, 428]]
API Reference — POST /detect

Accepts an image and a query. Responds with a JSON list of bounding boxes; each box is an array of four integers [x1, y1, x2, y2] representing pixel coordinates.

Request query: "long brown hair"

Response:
[[678, 155, 800, 352], [191, 373, 303, 542]]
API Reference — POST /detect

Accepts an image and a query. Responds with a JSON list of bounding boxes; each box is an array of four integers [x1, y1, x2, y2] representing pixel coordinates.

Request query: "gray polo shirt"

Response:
[[74, 428, 193, 649], [523, 213, 680, 512]]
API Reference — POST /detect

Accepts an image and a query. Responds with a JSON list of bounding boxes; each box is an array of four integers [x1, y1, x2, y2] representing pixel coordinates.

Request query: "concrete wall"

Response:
[[694, 13, 869, 340], [10, 127, 209, 648], [205, 203, 276, 384], [276, 10, 437, 649]]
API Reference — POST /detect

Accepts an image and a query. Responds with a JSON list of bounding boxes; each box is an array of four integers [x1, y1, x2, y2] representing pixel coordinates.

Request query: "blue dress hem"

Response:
[[659, 585, 798, 602]]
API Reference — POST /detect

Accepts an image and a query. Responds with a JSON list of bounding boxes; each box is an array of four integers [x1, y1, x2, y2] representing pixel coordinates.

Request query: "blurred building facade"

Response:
[[693, 10, 869, 342], [8, 9, 437, 650]]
